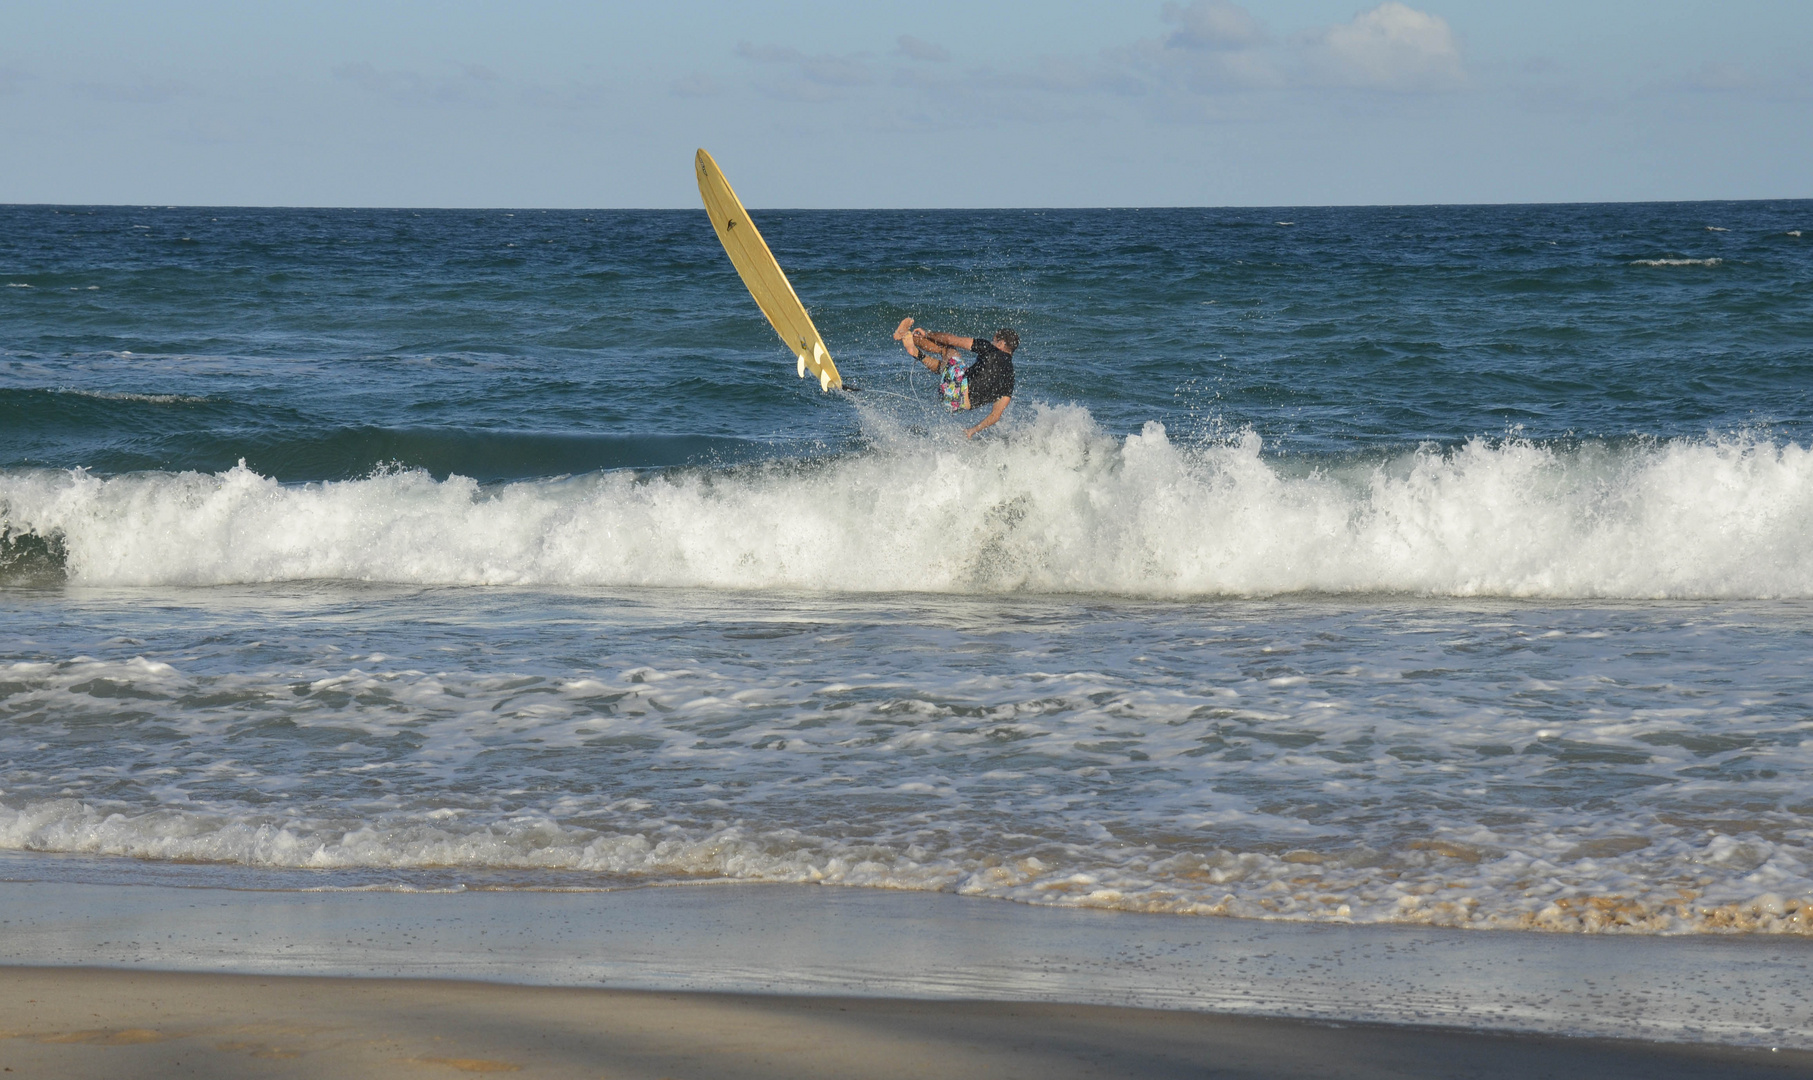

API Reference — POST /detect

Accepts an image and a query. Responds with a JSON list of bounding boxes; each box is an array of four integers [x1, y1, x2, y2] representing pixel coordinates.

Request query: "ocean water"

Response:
[[3, 200, 1813, 936]]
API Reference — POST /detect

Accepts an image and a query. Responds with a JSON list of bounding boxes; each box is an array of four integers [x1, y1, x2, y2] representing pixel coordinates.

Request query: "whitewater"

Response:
[[4, 583, 1812, 936], [6, 405, 1813, 597]]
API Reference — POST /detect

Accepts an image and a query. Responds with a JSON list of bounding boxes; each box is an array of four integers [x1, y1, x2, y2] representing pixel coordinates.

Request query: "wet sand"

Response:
[[2, 966, 1808, 1079], [4, 876, 1811, 1047], [3, 872, 1812, 1075]]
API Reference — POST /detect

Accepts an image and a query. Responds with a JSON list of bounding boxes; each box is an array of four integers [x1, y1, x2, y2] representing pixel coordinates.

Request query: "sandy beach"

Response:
[[3, 966, 1809, 1079]]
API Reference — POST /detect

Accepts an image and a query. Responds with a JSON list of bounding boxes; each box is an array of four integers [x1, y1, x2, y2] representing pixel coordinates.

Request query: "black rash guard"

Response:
[[966, 339, 1015, 406]]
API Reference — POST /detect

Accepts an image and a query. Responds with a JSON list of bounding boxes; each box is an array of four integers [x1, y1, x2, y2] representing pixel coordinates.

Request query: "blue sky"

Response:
[[2, 1, 1807, 207]]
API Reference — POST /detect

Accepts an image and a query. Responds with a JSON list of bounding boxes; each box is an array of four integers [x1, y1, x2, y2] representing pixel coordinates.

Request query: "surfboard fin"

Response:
[[796, 353, 807, 378]]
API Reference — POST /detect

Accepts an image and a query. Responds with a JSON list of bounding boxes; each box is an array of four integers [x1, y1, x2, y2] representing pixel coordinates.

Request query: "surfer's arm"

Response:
[[919, 330, 976, 352], [965, 396, 1009, 439]]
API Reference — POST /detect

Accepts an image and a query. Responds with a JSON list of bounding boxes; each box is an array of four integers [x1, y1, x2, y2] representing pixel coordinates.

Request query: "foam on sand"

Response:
[[3, 880, 1811, 1050]]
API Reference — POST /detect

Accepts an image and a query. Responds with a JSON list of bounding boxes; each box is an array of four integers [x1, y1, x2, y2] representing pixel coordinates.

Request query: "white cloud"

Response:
[[1161, 1, 1265, 50], [879, 1, 1467, 128], [881, 48, 1123, 128], [898, 36, 950, 63], [736, 40, 875, 102], [333, 62, 503, 107], [76, 76, 192, 104], [800, 56, 872, 88], [735, 42, 872, 86], [670, 73, 724, 98], [167, 117, 250, 145], [1098, 2, 1279, 94], [1015, 54, 1144, 96], [1304, 3, 1465, 91], [1660, 60, 1812, 102], [735, 42, 804, 65], [1676, 62, 1754, 93], [731, 7, 1463, 128], [517, 80, 611, 110]]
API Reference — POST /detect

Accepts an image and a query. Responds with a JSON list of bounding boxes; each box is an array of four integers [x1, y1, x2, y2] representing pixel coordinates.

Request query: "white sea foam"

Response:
[[2, 795, 1807, 934], [4, 408, 1813, 598], [56, 389, 210, 404], [3, 411, 1813, 597], [1628, 257, 1722, 267], [2, 602, 1810, 936], [6, 283, 32, 288]]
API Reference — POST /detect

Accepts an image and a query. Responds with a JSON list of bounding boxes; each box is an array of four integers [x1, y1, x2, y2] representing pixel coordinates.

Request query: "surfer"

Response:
[[893, 318, 1016, 438]]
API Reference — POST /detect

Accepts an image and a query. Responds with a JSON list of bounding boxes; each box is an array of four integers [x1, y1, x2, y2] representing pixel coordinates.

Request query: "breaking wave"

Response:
[[4, 405, 1813, 598]]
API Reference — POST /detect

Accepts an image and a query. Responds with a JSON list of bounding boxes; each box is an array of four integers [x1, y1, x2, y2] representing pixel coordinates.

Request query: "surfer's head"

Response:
[[994, 329, 1019, 354]]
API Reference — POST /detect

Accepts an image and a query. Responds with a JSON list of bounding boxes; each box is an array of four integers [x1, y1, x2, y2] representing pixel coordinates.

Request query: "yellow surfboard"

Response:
[[695, 148, 843, 392]]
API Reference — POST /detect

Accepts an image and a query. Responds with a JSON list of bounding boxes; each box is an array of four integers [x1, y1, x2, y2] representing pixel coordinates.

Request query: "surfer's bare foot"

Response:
[[896, 317, 923, 359]]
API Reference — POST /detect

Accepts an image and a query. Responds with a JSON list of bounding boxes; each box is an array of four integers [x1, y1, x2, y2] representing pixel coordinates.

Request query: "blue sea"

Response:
[[3, 199, 1812, 935]]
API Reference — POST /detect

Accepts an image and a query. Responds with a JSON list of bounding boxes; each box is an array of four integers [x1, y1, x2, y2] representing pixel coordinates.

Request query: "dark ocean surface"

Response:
[[3, 199, 1812, 933]]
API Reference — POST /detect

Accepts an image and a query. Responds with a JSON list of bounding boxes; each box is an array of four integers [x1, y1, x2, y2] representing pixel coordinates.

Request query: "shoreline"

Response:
[[2, 878, 1809, 1050], [3, 967, 1808, 1080]]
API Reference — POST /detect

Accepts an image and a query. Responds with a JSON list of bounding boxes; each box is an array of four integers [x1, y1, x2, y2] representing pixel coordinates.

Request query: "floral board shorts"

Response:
[[938, 355, 969, 411]]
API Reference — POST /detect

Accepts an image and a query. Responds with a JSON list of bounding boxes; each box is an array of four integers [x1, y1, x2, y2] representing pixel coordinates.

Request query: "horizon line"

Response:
[[5, 196, 1811, 213]]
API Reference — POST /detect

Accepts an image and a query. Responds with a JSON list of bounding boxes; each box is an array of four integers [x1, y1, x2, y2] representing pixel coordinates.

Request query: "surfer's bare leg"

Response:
[[896, 318, 946, 373], [895, 318, 934, 368]]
